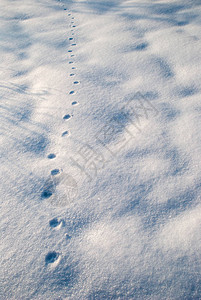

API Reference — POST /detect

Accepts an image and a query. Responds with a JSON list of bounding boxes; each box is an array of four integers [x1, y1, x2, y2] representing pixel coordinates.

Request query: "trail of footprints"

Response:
[[44, 7, 78, 267]]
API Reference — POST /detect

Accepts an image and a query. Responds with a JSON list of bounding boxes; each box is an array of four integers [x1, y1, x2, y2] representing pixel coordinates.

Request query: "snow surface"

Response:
[[0, 0, 201, 299]]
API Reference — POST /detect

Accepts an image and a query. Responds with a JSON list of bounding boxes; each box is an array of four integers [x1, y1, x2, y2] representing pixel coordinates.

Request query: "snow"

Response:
[[0, 0, 201, 299]]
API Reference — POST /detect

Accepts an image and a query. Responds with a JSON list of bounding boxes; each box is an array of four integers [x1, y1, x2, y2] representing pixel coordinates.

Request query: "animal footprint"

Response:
[[73, 81, 79, 85], [45, 251, 60, 265], [41, 171, 78, 207], [70, 73, 75, 76], [41, 180, 54, 199], [49, 217, 64, 229], [63, 114, 72, 120], [69, 37, 73, 41], [69, 91, 75, 95], [71, 43, 76, 46], [41, 170, 59, 200], [47, 153, 56, 159], [72, 101, 78, 106], [62, 130, 70, 137], [51, 169, 60, 176]]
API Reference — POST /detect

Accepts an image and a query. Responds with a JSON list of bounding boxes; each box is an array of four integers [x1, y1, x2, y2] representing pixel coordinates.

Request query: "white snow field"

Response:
[[0, 0, 201, 299]]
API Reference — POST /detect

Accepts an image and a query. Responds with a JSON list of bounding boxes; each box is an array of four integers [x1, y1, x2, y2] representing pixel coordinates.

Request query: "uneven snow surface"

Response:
[[0, 0, 201, 299]]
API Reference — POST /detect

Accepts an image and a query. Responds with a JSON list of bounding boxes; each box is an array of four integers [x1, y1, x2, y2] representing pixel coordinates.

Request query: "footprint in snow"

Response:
[[47, 153, 56, 159], [41, 169, 61, 200], [45, 251, 60, 264], [69, 37, 73, 41], [72, 101, 78, 106], [63, 114, 72, 120], [49, 217, 64, 229], [73, 81, 79, 85], [69, 91, 75, 95], [51, 169, 60, 176], [41, 171, 78, 207], [62, 131, 70, 137]]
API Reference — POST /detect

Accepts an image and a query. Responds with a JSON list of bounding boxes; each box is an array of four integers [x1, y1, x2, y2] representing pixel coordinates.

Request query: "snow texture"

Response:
[[0, 0, 201, 299]]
